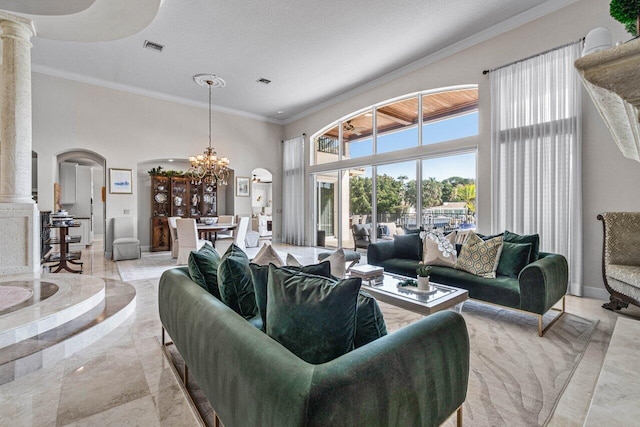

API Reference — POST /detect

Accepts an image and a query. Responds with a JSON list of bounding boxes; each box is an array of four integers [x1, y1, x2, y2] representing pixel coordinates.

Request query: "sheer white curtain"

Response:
[[282, 136, 305, 245], [491, 41, 583, 295]]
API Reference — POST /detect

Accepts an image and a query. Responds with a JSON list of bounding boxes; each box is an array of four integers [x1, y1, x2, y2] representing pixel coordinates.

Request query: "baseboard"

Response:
[[582, 286, 609, 301], [141, 245, 151, 252]]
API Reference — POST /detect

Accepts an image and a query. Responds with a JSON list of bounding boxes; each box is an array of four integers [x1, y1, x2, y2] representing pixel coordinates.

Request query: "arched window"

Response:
[[313, 86, 478, 165], [310, 86, 479, 249]]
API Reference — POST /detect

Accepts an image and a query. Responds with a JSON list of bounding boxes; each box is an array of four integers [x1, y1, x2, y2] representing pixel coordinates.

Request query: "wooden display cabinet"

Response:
[[150, 175, 171, 251], [188, 178, 217, 218], [151, 217, 170, 251], [170, 177, 189, 217], [150, 174, 218, 251]]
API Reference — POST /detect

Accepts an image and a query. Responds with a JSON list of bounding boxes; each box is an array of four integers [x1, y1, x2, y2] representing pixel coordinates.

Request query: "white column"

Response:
[[0, 12, 38, 275], [0, 13, 35, 204]]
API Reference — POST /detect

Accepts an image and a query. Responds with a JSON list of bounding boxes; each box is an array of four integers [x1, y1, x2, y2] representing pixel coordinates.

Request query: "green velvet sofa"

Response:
[[159, 267, 470, 427], [367, 239, 568, 336]]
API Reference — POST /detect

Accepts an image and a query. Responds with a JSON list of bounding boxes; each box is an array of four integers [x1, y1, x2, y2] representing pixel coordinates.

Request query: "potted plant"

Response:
[[416, 264, 432, 290], [610, 0, 640, 36]]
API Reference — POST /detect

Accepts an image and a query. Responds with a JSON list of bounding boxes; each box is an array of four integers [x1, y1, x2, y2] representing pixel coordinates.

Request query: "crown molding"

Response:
[[283, 0, 580, 125], [31, 64, 284, 125]]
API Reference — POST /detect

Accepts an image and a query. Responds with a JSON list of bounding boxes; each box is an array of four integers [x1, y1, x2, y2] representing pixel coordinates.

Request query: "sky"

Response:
[[348, 112, 478, 181]]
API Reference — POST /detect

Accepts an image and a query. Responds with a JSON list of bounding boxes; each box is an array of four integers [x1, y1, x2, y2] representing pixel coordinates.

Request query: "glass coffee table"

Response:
[[360, 273, 468, 316]]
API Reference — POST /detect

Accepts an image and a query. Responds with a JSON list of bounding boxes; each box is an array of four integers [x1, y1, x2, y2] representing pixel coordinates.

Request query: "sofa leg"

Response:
[[457, 406, 463, 427], [538, 296, 566, 337], [214, 412, 221, 427], [602, 296, 628, 311]]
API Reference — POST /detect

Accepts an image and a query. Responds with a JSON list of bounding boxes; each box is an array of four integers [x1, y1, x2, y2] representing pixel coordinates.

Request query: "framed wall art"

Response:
[[236, 176, 250, 197], [109, 168, 132, 194]]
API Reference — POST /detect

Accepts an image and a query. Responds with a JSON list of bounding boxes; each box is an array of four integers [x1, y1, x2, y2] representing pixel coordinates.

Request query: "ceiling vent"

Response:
[[143, 40, 164, 53], [257, 78, 271, 85]]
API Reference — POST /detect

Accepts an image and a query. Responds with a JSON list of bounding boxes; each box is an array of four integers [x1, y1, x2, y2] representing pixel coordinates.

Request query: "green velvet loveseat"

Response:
[[159, 266, 469, 427], [367, 237, 568, 336]]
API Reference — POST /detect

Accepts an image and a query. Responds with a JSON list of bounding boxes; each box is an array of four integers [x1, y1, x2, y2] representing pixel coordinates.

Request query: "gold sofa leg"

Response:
[[457, 406, 463, 427], [538, 295, 566, 337]]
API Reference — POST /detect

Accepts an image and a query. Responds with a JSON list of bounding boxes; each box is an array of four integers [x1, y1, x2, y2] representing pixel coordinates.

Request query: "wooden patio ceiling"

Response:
[[323, 88, 478, 143]]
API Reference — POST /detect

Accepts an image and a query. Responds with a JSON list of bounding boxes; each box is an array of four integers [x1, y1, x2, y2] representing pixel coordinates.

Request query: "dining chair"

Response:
[[112, 216, 141, 261], [167, 216, 180, 259], [216, 216, 249, 254], [176, 218, 210, 265], [216, 215, 236, 239]]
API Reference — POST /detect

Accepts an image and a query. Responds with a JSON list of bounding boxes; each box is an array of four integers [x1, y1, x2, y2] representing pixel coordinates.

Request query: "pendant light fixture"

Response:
[[189, 74, 230, 185]]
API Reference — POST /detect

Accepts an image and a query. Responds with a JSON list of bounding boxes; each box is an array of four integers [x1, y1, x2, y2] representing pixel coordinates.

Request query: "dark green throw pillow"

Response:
[[393, 233, 422, 260], [217, 244, 257, 319], [250, 261, 332, 330], [266, 266, 361, 364], [188, 244, 222, 298], [496, 242, 532, 278], [504, 230, 540, 264], [354, 290, 387, 348]]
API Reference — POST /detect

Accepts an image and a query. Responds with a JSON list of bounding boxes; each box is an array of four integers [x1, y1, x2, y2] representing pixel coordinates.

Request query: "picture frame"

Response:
[[109, 168, 133, 194], [236, 176, 250, 197]]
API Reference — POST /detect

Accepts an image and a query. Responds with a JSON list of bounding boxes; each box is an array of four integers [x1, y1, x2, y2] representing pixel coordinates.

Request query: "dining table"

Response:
[[196, 222, 237, 244]]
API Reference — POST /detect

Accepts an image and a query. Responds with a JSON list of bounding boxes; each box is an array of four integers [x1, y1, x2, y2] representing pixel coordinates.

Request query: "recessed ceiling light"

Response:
[[257, 78, 272, 85], [277, 111, 284, 114], [168, 159, 174, 162], [143, 40, 164, 53]]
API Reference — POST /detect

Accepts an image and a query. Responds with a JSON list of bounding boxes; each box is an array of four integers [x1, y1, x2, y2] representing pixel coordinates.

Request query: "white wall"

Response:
[[284, 0, 640, 298], [32, 73, 284, 256]]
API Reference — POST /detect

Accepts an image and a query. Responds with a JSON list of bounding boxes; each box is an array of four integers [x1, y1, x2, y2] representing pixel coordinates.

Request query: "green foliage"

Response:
[[349, 176, 372, 214], [453, 183, 476, 213], [422, 178, 443, 208], [375, 174, 404, 214], [416, 264, 432, 277], [147, 166, 195, 178], [610, 0, 640, 35], [349, 173, 475, 216]]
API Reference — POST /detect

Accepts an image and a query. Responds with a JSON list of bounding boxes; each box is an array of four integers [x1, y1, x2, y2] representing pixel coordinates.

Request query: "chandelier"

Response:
[[189, 74, 230, 185]]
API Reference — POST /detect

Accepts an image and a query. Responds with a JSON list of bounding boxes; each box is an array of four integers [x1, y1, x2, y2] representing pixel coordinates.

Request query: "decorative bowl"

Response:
[[202, 217, 217, 225]]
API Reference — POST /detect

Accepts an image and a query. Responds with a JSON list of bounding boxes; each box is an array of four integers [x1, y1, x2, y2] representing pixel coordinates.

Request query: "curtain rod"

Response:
[[482, 37, 584, 75], [281, 133, 306, 143]]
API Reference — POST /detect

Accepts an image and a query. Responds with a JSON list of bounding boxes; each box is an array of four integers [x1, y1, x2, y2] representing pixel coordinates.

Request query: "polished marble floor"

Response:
[[0, 238, 638, 426]]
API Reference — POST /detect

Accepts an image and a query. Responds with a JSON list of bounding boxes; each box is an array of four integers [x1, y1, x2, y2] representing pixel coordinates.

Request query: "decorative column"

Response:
[[0, 12, 39, 275], [0, 12, 35, 203]]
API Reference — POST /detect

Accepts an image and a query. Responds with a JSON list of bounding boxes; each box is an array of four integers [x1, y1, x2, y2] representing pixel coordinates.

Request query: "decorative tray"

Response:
[[154, 193, 167, 203]]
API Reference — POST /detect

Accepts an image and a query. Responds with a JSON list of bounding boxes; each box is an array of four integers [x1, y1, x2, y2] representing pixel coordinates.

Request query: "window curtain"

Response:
[[490, 40, 583, 295], [282, 136, 305, 245]]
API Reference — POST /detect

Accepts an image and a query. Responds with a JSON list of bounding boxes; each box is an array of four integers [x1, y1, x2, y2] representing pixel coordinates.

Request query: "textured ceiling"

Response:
[[3, 0, 572, 122]]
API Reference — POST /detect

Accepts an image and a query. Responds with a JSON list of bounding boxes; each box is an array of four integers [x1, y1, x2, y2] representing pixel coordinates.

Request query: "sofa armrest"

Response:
[[307, 310, 469, 427], [518, 252, 568, 314], [367, 240, 396, 265]]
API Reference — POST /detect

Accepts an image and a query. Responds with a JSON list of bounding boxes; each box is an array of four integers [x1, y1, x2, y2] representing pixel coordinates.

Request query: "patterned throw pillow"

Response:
[[422, 230, 457, 267], [455, 231, 504, 278]]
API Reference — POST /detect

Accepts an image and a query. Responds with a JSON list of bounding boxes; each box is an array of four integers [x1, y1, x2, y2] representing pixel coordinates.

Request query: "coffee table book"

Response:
[[350, 264, 384, 280]]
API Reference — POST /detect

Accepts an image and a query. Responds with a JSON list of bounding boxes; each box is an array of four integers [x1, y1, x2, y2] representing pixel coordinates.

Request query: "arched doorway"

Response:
[[56, 149, 107, 253], [251, 168, 273, 239]]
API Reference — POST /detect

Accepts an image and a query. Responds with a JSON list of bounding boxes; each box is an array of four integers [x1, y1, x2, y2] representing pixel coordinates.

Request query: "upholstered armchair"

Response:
[[352, 223, 372, 251], [597, 212, 640, 310], [112, 216, 141, 261]]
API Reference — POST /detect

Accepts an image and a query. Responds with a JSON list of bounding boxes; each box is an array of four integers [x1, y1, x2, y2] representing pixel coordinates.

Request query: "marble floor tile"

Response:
[[61, 396, 160, 427], [56, 337, 150, 425], [151, 382, 200, 426]]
